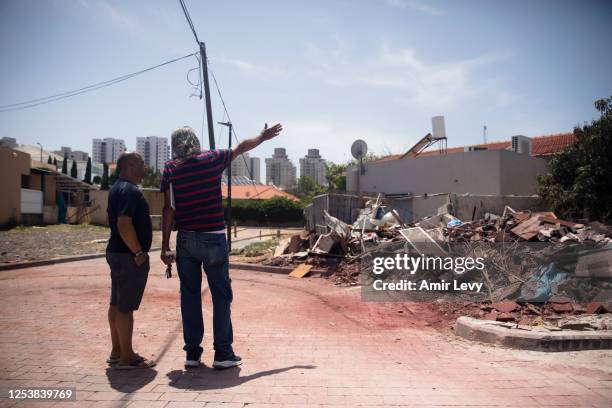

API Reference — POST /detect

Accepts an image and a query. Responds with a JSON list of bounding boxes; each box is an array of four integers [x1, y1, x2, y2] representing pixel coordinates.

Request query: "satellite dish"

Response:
[[351, 139, 368, 160]]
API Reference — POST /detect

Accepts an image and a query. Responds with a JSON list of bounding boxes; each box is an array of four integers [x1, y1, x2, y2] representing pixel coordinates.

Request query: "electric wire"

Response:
[[177, 0, 200, 45], [0, 52, 198, 113], [208, 64, 273, 226]]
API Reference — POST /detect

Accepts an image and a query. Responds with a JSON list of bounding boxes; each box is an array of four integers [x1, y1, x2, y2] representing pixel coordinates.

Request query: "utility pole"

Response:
[[219, 121, 232, 251], [200, 42, 215, 149]]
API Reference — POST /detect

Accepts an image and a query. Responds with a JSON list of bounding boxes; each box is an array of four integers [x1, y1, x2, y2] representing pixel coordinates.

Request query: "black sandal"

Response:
[[116, 355, 156, 370]]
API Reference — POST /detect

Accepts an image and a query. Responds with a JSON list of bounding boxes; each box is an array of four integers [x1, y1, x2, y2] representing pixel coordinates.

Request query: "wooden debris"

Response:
[[289, 264, 312, 278]]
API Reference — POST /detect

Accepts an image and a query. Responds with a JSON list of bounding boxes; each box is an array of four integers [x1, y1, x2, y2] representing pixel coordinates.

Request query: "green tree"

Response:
[[61, 156, 68, 174], [70, 160, 78, 178], [93, 175, 101, 185], [141, 167, 162, 188], [101, 163, 110, 190], [325, 161, 347, 191], [83, 157, 92, 184], [538, 96, 612, 222], [294, 176, 326, 205], [53, 157, 57, 168], [47, 155, 52, 164]]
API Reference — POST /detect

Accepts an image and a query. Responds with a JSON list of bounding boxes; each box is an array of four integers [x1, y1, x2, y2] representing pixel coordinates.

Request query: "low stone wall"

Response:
[[304, 193, 548, 228]]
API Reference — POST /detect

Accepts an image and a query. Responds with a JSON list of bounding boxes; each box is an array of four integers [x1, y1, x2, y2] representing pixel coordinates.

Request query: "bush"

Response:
[[226, 196, 304, 223], [538, 96, 612, 222]]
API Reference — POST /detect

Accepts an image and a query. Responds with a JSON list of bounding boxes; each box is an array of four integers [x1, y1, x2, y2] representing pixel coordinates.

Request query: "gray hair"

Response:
[[171, 126, 201, 159], [116, 152, 143, 174]]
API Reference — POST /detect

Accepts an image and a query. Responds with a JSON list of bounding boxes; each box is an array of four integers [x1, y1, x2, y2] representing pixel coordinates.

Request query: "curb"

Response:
[[0, 247, 162, 271], [229, 262, 327, 276], [455, 316, 612, 352], [0, 254, 326, 277]]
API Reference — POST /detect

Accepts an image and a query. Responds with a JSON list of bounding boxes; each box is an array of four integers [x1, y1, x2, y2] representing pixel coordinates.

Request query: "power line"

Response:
[[178, 0, 199, 45], [208, 64, 273, 227], [0, 52, 198, 113]]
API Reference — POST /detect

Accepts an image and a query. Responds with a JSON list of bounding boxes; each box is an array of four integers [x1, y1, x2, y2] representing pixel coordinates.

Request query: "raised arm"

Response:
[[231, 123, 283, 159]]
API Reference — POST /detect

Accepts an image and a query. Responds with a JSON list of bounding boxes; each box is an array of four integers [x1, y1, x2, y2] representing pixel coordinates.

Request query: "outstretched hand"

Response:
[[259, 123, 283, 141]]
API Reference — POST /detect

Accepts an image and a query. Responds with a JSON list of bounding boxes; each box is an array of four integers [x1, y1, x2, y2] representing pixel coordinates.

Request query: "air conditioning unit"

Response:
[[511, 135, 532, 155]]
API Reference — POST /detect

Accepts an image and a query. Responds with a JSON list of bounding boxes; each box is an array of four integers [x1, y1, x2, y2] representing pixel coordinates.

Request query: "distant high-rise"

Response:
[[54, 146, 89, 161], [92, 138, 125, 164], [229, 152, 261, 183], [299, 148, 327, 186], [70, 150, 89, 161], [136, 136, 169, 172], [54, 146, 72, 158], [265, 148, 296, 190], [0, 137, 17, 148]]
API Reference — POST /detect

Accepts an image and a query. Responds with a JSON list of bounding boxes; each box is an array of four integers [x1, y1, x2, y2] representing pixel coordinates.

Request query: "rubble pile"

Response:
[[444, 207, 612, 244], [258, 194, 612, 331], [270, 196, 611, 289]]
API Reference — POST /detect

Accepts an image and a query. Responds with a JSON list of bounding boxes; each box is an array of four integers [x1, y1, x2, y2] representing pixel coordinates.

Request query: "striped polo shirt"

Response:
[[160, 149, 232, 232]]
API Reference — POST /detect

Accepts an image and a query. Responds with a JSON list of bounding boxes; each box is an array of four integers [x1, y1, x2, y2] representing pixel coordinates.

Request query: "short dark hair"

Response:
[[116, 152, 143, 174]]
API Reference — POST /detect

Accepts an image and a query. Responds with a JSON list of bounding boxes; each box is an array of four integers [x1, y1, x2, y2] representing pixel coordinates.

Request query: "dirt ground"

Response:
[[0, 224, 164, 264], [0, 224, 297, 264]]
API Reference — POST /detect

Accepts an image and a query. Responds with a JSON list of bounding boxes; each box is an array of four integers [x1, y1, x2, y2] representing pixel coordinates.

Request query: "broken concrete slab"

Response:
[[274, 237, 291, 257], [399, 227, 447, 257], [312, 233, 336, 254], [289, 264, 312, 278]]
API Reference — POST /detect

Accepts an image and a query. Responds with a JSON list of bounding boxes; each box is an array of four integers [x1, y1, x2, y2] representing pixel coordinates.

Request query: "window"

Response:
[[21, 175, 30, 188]]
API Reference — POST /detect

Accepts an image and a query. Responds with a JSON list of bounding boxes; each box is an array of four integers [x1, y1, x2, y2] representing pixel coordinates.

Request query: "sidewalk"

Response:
[[0, 257, 611, 407]]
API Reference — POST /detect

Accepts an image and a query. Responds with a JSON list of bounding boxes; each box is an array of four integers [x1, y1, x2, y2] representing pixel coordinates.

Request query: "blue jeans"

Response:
[[176, 230, 233, 354]]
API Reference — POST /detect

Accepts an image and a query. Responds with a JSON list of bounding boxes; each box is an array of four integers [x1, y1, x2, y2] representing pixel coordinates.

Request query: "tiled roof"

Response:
[[221, 183, 299, 201], [375, 133, 577, 162]]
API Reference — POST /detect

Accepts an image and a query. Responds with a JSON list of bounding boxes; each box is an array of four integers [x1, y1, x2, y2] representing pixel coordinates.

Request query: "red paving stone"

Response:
[[0, 256, 611, 407]]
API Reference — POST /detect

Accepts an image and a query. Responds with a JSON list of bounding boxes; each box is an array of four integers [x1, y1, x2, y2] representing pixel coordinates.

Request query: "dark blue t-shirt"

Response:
[[107, 178, 152, 253]]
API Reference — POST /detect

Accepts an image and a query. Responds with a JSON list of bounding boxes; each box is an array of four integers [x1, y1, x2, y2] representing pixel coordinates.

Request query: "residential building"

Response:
[[54, 146, 72, 158], [53, 146, 89, 162], [71, 150, 89, 161], [0, 145, 95, 226], [221, 183, 299, 201], [136, 136, 169, 172], [1, 137, 17, 148], [265, 148, 296, 190], [299, 148, 327, 186], [228, 152, 261, 183], [347, 133, 576, 196], [92, 138, 126, 164]]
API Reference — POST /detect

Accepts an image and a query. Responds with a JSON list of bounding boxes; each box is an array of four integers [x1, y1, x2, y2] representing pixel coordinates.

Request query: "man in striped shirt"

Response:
[[160, 123, 282, 369]]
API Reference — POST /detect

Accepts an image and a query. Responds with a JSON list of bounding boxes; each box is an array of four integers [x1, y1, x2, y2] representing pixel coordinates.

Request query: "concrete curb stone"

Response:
[[455, 316, 612, 351]]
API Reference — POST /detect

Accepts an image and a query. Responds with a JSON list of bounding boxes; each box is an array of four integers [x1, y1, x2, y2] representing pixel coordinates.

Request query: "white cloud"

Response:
[[280, 119, 406, 165], [385, 0, 443, 16], [313, 43, 510, 110], [76, 0, 140, 31], [215, 57, 290, 79]]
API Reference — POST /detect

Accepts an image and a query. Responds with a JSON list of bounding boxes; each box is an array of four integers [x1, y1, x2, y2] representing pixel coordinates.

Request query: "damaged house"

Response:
[[346, 118, 576, 197]]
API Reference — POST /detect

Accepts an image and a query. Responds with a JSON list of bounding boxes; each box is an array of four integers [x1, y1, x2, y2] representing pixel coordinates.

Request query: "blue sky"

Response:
[[1, 0, 611, 172]]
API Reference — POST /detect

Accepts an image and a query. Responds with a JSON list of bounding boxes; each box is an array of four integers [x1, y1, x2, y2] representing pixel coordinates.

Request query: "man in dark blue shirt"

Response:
[[105, 152, 155, 369]]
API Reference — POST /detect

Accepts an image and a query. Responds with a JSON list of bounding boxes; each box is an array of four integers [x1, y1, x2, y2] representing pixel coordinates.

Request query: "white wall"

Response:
[[347, 150, 548, 196]]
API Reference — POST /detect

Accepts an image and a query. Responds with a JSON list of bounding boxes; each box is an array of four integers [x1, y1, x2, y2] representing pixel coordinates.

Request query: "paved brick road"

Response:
[[0, 257, 611, 407]]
